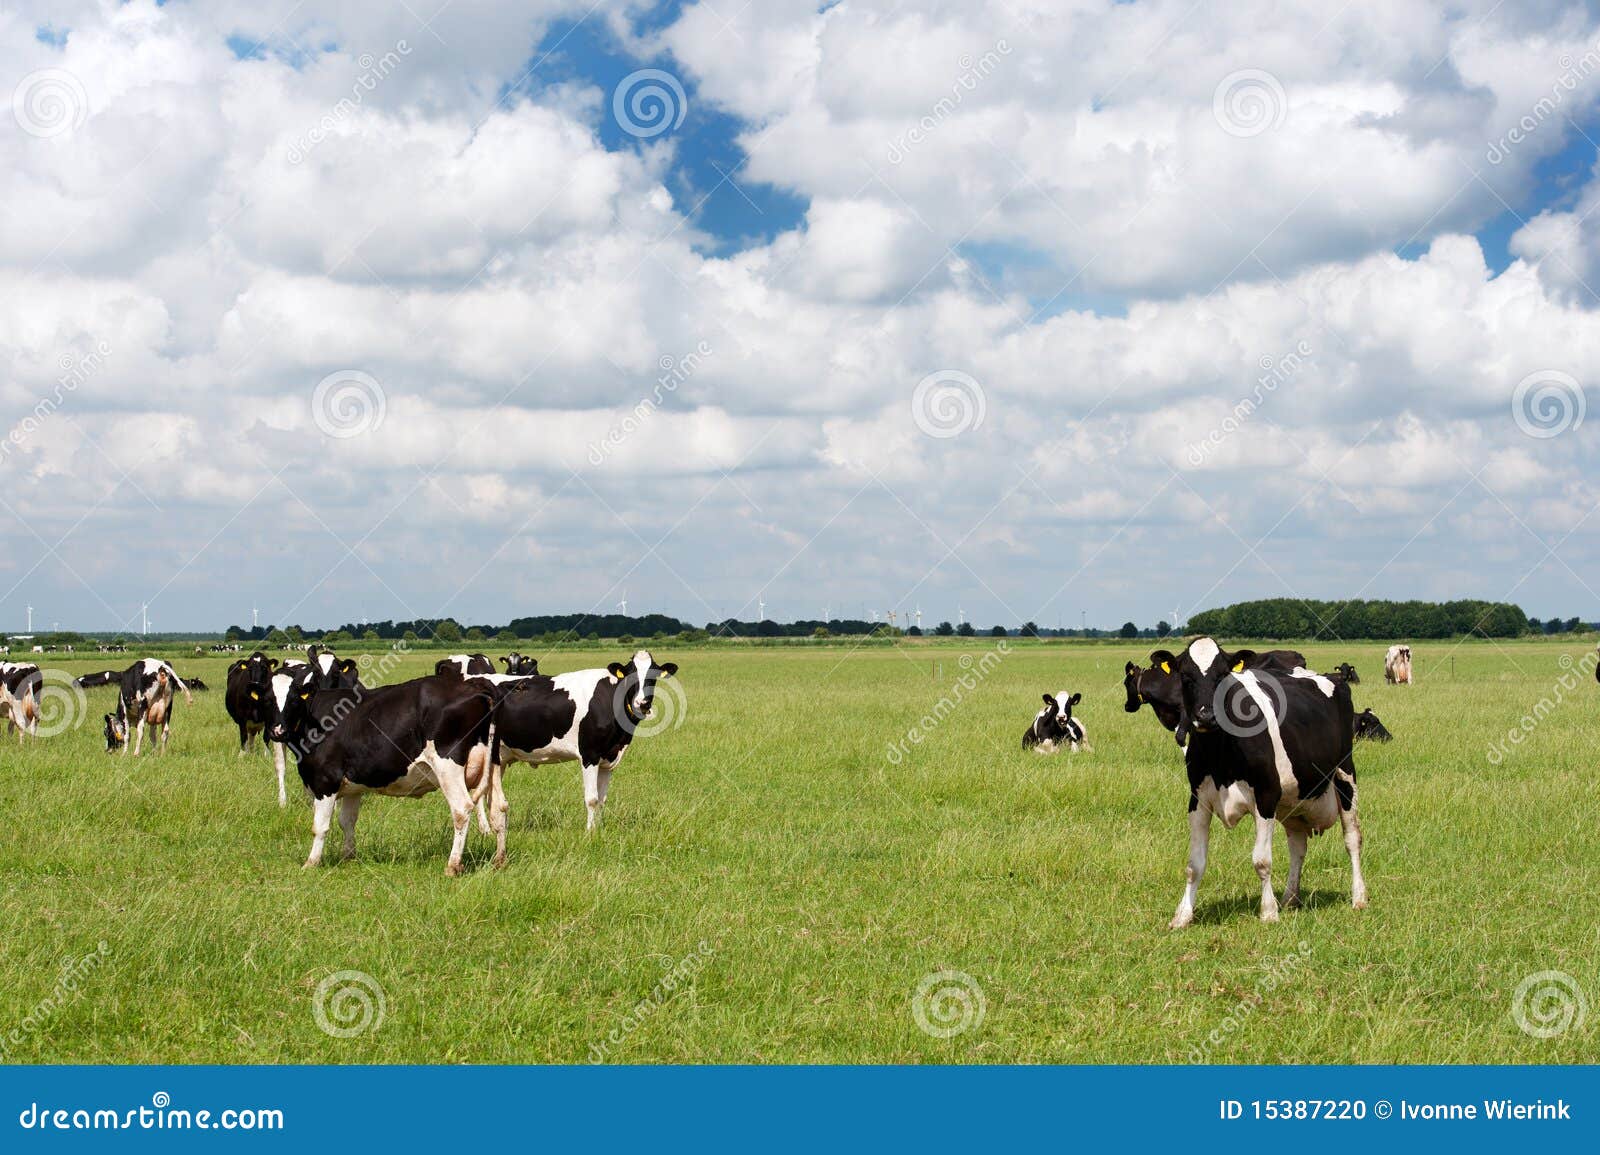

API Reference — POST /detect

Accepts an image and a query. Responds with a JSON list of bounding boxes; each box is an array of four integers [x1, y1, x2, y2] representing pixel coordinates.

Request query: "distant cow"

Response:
[[1, 662, 43, 740], [1384, 645, 1412, 684], [501, 652, 538, 675], [1331, 662, 1360, 684], [104, 659, 193, 755], [1353, 708, 1392, 742], [436, 653, 495, 677], [1022, 691, 1090, 753], [225, 651, 280, 759], [468, 650, 679, 835], [74, 670, 122, 689]]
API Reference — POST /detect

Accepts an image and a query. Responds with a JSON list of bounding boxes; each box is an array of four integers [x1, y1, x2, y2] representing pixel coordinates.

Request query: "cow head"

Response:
[[1126, 653, 1184, 730], [1037, 691, 1081, 738], [266, 680, 323, 749], [501, 653, 538, 675], [1353, 708, 1392, 742], [103, 710, 126, 751], [607, 650, 678, 728], [1171, 637, 1285, 746]]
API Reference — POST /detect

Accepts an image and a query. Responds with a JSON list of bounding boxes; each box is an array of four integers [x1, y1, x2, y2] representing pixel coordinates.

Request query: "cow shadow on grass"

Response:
[[1186, 887, 1353, 925]]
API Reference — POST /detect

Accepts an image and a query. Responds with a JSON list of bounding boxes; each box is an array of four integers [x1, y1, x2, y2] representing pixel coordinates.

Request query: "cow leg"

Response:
[[1283, 826, 1308, 910], [132, 716, 145, 756], [436, 759, 473, 877], [272, 742, 287, 808], [338, 794, 363, 860], [305, 794, 336, 868], [1339, 779, 1368, 910], [488, 760, 509, 869], [237, 722, 249, 756], [1253, 812, 1279, 922], [1170, 807, 1210, 929], [582, 762, 604, 832]]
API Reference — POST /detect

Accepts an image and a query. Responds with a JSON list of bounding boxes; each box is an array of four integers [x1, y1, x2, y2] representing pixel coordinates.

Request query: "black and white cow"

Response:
[[1, 662, 43, 740], [1384, 645, 1413, 685], [1021, 691, 1090, 753], [73, 669, 122, 689], [259, 663, 317, 807], [104, 659, 194, 755], [1331, 662, 1360, 684], [500, 652, 538, 675], [1353, 708, 1392, 742], [436, 653, 495, 676], [468, 650, 679, 835], [1124, 647, 1309, 734], [268, 674, 519, 874], [225, 651, 279, 758], [305, 646, 361, 691], [1164, 637, 1367, 927]]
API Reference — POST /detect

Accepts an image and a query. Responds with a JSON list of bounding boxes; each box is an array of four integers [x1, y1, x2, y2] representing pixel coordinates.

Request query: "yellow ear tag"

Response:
[[249, 690, 260, 700], [300, 691, 311, 700], [1159, 661, 1171, 674], [1232, 660, 1245, 673]]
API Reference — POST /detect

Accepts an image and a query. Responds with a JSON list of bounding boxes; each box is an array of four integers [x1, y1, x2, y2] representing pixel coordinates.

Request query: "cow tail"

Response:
[[469, 692, 499, 806]]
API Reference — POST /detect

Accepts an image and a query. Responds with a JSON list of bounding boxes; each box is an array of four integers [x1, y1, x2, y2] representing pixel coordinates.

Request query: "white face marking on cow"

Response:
[[317, 652, 336, 677], [1053, 692, 1073, 714], [1189, 637, 1220, 672], [630, 649, 654, 715], [1291, 667, 1336, 697]]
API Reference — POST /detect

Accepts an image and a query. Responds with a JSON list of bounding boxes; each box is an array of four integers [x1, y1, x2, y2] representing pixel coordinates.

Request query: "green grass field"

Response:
[[1, 637, 1595, 1064]]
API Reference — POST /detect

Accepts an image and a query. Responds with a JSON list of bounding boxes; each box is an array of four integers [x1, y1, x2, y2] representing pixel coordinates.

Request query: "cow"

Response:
[[436, 653, 495, 677], [1124, 648, 1310, 734], [1163, 637, 1367, 927], [1021, 691, 1090, 753], [103, 659, 193, 755], [225, 651, 280, 759], [1, 662, 42, 740], [305, 646, 361, 690], [468, 650, 678, 835], [500, 652, 538, 675], [73, 670, 122, 688], [268, 673, 520, 874], [1353, 708, 1392, 742], [180, 676, 209, 691], [1331, 661, 1360, 684], [1384, 645, 1413, 685]]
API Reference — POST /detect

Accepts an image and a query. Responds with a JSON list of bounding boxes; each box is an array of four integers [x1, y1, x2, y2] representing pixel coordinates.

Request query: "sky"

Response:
[[3, 0, 1600, 635]]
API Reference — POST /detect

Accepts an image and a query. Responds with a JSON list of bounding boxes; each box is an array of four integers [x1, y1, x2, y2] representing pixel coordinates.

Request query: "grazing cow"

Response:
[[1165, 637, 1367, 927], [1022, 691, 1091, 753], [469, 650, 679, 835], [1, 662, 42, 740], [73, 670, 122, 689], [268, 674, 519, 874], [305, 646, 361, 691], [225, 651, 279, 759], [103, 659, 193, 755], [436, 653, 495, 677], [1353, 708, 1392, 742], [1384, 645, 1413, 685], [500, 652, 538, 675], [1331, 662, 1360, 684]]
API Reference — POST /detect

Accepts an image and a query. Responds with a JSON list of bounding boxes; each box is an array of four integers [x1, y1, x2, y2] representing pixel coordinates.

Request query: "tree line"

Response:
[[1184, 598, 1543, 640]]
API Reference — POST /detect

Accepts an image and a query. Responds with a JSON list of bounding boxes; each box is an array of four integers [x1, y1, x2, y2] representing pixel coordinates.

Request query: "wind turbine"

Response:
[[958, 606, 965, 627], [252, 606, 259, 629], [617, 590, 628, 616], [25, 605, 32, 632], [915, 606, 923, 631], [141, 604, 149, 636]]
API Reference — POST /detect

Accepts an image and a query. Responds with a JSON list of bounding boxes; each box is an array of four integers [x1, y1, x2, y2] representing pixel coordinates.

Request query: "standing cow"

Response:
[[225, 651, 279, 758], [1, 662, 43, 740], [1384, 645, 1413, 684], [104, 659, 194, 755]]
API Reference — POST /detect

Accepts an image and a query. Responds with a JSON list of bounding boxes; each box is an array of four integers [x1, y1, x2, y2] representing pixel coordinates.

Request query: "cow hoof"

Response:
[[1260, 908, 1280, 923], [1352, 896, 1369, 910], [1284, 894, 1302, 911], [492, 852, 507, 870], [445, 861, 465, 878], [1169, 913, 1193, 930], [302, 859, 320, 870]]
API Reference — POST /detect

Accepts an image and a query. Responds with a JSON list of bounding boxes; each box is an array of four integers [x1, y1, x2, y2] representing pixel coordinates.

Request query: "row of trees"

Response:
[[1185, 598, 1536, 640]]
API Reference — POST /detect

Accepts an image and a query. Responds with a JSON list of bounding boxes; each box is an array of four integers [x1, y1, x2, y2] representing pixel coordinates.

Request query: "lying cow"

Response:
[[1162, 638, 1367, 927], [436, 653, 495, 676], [1384, 644, 1413, 685], [1353, 708, 1391, 742], [1, 662, 42, 740], [73, 669, 123, 688], [501, 652, 538, 675], [468, 650, 679, 835], [1331, 662, 1360, 684], [269, 673, 521, 874], [104, 659, 194, 755], [1021, 691, 1090, 753]]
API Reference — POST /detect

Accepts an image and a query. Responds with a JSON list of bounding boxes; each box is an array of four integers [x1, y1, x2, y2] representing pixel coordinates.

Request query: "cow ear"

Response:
[[267, 657, 279, 667], [1069, 692, 1082, 705], [340, 659, 358, 674], [1124, 661, 1137, 676], [1149, 649, 1176, 674], [607, 662, 628, 681], [658, 662, 677, 678], [1229, 649, 1256, 672], [1042, 693, 1054, 705]]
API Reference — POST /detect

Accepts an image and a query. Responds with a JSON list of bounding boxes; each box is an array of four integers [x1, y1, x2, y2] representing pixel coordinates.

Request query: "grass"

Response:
[[0, 637, 1595, 1064]]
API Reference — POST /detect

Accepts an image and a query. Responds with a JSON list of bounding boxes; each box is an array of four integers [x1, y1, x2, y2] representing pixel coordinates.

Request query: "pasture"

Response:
[[0, 638, 1595, 1063]]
